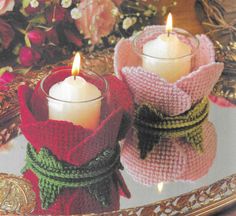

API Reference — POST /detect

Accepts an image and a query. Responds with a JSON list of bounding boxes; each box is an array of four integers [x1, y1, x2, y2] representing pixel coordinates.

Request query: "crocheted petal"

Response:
[[122, 66, 191, 116], [114, 38, 140, 79], [102, 75, 134, 140], [66, 107, 123, 166], [104, 75, 133, 114], [176, 63, 224, 103], [194, 34, 215, 69], [20, 120, 91, 159], [18, 85, 37, 124], [121, 131, 186, 186]]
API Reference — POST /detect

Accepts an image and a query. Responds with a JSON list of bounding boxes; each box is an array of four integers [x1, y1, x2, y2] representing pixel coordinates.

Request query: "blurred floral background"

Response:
[[0, 0, 159, 67]]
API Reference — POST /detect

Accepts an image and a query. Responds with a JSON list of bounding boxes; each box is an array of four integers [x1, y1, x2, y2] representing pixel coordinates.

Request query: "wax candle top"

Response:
[[141, 13, 192, 83], [47, 52, 102, 129], [49, 52, 101, 102], [143, 13, 191, 59], [143, 34, 191, 59], [49, 76, 101, 102]]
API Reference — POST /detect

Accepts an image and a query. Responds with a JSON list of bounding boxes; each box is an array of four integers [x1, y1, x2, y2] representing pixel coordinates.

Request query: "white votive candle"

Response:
[[48, 53, 102, 129], [142, 13, 192, 83]]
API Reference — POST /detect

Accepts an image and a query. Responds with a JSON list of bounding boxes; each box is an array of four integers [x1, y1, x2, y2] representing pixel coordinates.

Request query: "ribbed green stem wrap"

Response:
[[134, 97, 209, 159], [22, 143, 121, 209]]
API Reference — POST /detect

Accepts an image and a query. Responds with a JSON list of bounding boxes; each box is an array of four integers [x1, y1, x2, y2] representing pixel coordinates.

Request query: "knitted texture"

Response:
[[121, 121, 216, 186], [135, 98, 209, 159], [114, 25, 224, 116], [18, 66, 132, 215], [22, 143, 121, 210]]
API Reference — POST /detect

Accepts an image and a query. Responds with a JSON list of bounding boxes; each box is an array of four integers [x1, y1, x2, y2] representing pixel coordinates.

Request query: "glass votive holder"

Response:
[[132, 26, 199, 83], [36, 68, 108, 130]]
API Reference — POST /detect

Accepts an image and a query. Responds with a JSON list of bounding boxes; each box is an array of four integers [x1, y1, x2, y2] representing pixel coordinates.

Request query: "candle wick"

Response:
[[167, 30, 170, 37], [74, 76, 76, 80]]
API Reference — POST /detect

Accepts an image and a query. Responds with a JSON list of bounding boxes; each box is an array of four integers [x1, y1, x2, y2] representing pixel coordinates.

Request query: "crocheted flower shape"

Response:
[[121, 121, 216, 186], [18, 67, 133, 167], [18, 66, 132, 214], [114, 25, 224, 116]]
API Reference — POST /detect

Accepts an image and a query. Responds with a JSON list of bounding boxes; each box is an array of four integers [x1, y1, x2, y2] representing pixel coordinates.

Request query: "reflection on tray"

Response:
[[121, 121, 217, 186]]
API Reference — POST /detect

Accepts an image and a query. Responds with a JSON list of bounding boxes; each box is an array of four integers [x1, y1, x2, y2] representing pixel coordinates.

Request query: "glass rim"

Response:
[[40, 68, 108, 104], [132, 26, 200, 61]]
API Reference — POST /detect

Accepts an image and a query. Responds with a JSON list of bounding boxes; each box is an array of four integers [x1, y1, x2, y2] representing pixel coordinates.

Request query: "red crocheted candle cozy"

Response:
[[18, 66, 132, 215]]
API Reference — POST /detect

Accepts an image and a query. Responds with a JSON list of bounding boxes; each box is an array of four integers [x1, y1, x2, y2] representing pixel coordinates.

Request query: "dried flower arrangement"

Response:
[[0, 0, 158, 68], [196, 0, 236, 105]]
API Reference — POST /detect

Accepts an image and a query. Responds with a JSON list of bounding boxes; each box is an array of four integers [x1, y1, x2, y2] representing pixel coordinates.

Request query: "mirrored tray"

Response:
[[1, 101, 236, 215]]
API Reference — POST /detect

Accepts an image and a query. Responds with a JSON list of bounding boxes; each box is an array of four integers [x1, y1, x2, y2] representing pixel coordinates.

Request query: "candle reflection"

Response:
[[157, 182, 164, 193], [121, 121, 217, 186]]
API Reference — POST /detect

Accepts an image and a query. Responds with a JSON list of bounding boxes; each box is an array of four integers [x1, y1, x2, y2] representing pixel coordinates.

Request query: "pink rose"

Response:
[[46, 27, 59, 45], [75, 0, 118, 45], [19, 47, 41, 67], [0, 0, 15, 15], [27, 29, 45, 46], [0, 18, 15, 49]]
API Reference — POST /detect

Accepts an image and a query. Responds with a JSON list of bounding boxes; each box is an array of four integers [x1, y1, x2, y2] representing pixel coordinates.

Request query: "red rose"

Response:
[[0, 70, 16, 91], [75, 0, 118, 45], [19, 47, 41, 67], [27, 29, 46, 46], [46, 27, 59, 45], [24, 0, 45, 14], [0, 0, 15, 15], [0, 18, 15, 50], [1, 71, 15, 82]]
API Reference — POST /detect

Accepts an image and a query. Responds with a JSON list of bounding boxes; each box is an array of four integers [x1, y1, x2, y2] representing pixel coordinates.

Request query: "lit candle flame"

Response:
[[157, 182, 164, 193], [71, 52, 81, 77], [166, 13, 173, 36]]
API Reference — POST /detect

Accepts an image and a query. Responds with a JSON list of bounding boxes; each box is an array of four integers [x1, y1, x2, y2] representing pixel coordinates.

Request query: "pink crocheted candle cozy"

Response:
[[121, 121, 216, 185], [114, 25, 222, 180], [18, 66, 132, 215], [114, 25, 224, 116]]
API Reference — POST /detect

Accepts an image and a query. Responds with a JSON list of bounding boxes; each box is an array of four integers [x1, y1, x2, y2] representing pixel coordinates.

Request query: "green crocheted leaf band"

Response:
[[134, 97, 209, 159], [22, 143, 121, 209]]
